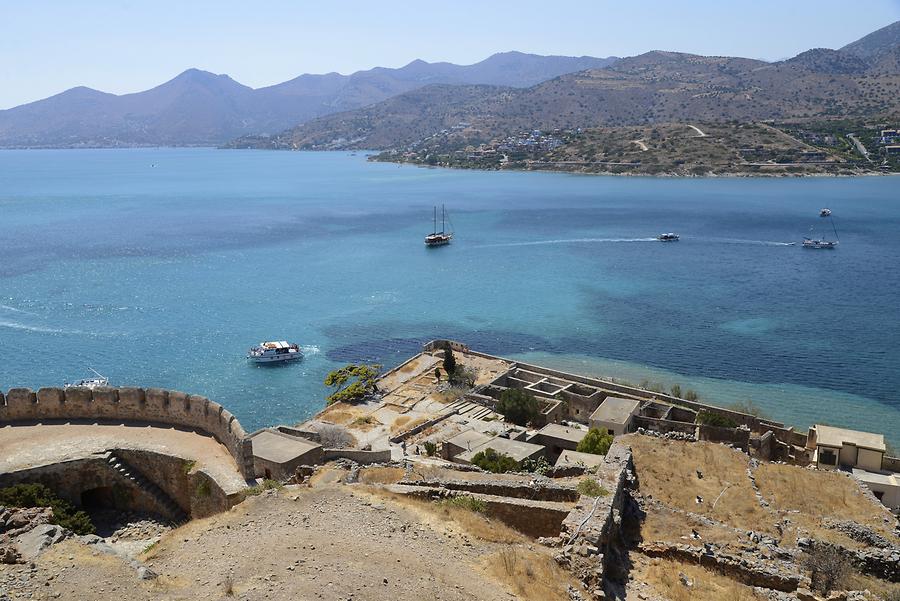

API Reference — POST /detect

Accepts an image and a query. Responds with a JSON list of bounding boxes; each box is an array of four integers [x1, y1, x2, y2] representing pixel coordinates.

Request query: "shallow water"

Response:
[[0, 149, 897, 447]]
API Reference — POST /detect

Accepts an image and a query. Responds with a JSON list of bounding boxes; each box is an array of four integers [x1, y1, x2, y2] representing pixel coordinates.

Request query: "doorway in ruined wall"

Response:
[[80, 486, 115, 511]]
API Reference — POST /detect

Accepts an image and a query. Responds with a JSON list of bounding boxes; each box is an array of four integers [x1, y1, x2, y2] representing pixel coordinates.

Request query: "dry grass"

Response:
[[754, 462, 898, 548], [484, 546, 582, 601], [390, 415, 429, 435], [846, 570, 900, 600], [625, 435, 775, 534], [314, 402, 365, 425], [357, 466, 406, 485], [641, 505, 746, 549], [350, 414, 381, 431], [641, 557, 767, 601]]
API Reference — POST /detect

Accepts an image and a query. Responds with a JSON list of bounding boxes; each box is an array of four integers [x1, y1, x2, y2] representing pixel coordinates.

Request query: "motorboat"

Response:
[[247, 341, 303, 363], [802, 238, 838, 249], [820, 208, 832, 217], [64, 368, 109, 389], [657, 233, 680, 241]]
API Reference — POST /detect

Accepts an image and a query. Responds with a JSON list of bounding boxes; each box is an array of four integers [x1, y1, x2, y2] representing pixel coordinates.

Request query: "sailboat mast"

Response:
[[831, 216, 839, 241], [442, 204, 446, 234], [433, 206, 437, 235]]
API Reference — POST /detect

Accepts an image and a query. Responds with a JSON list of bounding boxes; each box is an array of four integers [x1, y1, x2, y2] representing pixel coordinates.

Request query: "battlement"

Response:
[[0, 387, 254, 479]]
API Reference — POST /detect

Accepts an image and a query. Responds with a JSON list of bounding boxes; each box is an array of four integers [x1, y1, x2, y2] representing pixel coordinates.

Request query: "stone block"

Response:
[[6, 388, 36, 404], [36, 387, 65, 404]]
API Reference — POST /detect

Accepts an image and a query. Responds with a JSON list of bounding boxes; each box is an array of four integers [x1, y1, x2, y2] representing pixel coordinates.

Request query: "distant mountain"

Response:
[[840, 20, 900, 59], [0, 53, 617, 148], [258, 22, 900, 152]]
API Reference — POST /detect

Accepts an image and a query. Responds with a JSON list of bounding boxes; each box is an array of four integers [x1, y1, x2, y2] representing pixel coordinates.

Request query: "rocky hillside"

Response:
[[257, 21, 900, 152], [0, 53, 616, 148]]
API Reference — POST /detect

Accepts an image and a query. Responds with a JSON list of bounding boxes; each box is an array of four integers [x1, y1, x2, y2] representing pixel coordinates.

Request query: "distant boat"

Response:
[[803, 210, 839, 249], [64, 368, 109, 389], [657, 233, 680, 242], [247, 341, 303, 364], [425, 205, 453, 247]]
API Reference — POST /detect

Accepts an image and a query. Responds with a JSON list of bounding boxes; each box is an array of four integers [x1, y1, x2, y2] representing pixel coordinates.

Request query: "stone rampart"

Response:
[[883, 455, 900, 473], [0, 387, 254, 480]]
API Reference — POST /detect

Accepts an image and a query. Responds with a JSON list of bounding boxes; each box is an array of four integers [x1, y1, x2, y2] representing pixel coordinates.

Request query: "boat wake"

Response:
[[473, 237, 658, 249], [0, 303, 36, 316], [696, 237, 796, 247], [301, 345, 321, 356], [0, 319, 83, 335]]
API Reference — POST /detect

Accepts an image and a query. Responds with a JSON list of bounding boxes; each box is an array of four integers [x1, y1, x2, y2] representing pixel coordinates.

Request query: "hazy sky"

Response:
[[2, 0, 899, 109]]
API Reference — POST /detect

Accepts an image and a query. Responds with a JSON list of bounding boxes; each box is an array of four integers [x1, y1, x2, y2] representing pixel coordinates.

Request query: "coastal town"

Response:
[[1, 341, 898, 600]]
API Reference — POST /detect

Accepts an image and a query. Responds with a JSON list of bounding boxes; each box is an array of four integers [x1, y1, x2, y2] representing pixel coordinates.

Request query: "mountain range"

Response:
[[249, 20, 900, 152], [0, 53, 616, 148]]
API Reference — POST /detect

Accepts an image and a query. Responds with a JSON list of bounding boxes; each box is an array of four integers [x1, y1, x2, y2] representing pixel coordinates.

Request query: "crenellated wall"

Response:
[[0, 386, 254, 480]]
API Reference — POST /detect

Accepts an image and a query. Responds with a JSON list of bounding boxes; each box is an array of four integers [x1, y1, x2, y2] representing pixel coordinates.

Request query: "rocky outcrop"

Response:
[[799, 538, 900, 583], [0, 506, 54, 564]]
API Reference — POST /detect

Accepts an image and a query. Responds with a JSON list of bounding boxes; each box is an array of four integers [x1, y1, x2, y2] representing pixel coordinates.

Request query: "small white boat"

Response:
[[820, 208, 832, 217], [247, 340, 303, 363], [65, 368, 109, 389], [657, 233, 680, 241]]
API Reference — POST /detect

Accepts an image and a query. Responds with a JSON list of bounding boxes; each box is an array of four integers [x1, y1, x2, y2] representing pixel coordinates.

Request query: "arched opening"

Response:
[[80, 486, 115, 512]]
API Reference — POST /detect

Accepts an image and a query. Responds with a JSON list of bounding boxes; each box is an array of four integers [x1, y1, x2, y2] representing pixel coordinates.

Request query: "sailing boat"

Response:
[[802, 209, 839, 249], [425, 205, 453, 247]]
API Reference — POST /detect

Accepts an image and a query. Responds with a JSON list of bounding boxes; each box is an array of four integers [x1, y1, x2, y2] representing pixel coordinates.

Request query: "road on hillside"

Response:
[[847, 133, 872, 162]]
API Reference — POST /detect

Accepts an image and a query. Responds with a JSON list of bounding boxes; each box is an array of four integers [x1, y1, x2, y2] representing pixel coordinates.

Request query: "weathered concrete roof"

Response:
[[250, 429, 321, 464], [590, 397, 640, 424], [456, 435, 545, 464], [555, 450, 605, 468], [852, 468, 898, 487], [815, 424, 885, 452], [535, 423, 588, 445], [445, 429, 494, 451]]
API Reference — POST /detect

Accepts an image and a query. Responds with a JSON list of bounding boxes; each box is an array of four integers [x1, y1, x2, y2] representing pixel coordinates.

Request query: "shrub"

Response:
[[244, 479, 283, 497], [697, 411, 738, 428], [576, 428, 614, 456], [576, 479, 609, 497], [440, 495, 487, 513], [670, 384, 682, 398], [519, 456, 551, 475], [496, 388, 540, 426], [684, 389, 699, 402], [315, 424, 356, 449], [471, 448, 519, 474], [803, 545, 849, 595], [0, 483, 95, 535], [423, 441, 437, 457]]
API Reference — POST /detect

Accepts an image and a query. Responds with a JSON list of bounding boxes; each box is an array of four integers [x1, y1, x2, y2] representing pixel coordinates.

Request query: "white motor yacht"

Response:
[[247, 341, 303, 363]]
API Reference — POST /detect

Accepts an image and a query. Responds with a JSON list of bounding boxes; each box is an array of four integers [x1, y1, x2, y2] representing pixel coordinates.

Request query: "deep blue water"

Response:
[[1, 149, 898, 447]]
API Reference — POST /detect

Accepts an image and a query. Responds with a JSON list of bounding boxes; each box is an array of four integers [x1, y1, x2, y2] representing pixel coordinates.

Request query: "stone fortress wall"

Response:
[[0, 386, 255, 480]]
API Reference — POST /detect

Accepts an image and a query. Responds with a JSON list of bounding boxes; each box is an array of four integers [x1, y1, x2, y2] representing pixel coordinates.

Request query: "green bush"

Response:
[[423, 441, 438, 457], [0, 483, 95, 535], [519, 456, 551, 475], [697, 411, 738, 428], [496, 388, 540, 426], [442, 343, 457, 376], [576, 479, 609, 497], [471, 448, 519, 474], [439, 495, 487, 513], [670, 384, 682, 398], [576, 428, 614, 456], [684, 389, 699, 402]]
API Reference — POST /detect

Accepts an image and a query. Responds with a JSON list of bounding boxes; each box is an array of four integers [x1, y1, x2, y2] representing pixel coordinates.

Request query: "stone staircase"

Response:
[[102, 451, 188, 523], [445, 398, 497, 421]]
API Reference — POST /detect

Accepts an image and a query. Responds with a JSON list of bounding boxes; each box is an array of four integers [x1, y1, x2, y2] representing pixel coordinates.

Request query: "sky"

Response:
[[1, 0, 899, 109]]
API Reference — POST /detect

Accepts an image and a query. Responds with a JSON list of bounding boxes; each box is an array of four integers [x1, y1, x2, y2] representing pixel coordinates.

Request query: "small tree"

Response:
[[471, 448, 519, 474], [803, 545, 849, 595], [423, 441, 438, 457], [449, 364, 476, 388], [315, 424, 356, 449], [442, 342, 457, 376], [670, 384, 682, 398], [496, 388, 540, 426], [324, 364, 381, 405], [576, 428, 614, 456], [684, 389, 699, 402]]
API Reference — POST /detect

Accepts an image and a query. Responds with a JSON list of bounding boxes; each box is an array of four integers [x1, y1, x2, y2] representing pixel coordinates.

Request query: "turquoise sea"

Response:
[[1, 149, 898, 448]]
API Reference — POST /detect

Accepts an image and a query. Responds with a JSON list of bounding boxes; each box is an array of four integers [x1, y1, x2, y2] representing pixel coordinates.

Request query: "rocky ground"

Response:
[[0, 472, 577, 601]]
